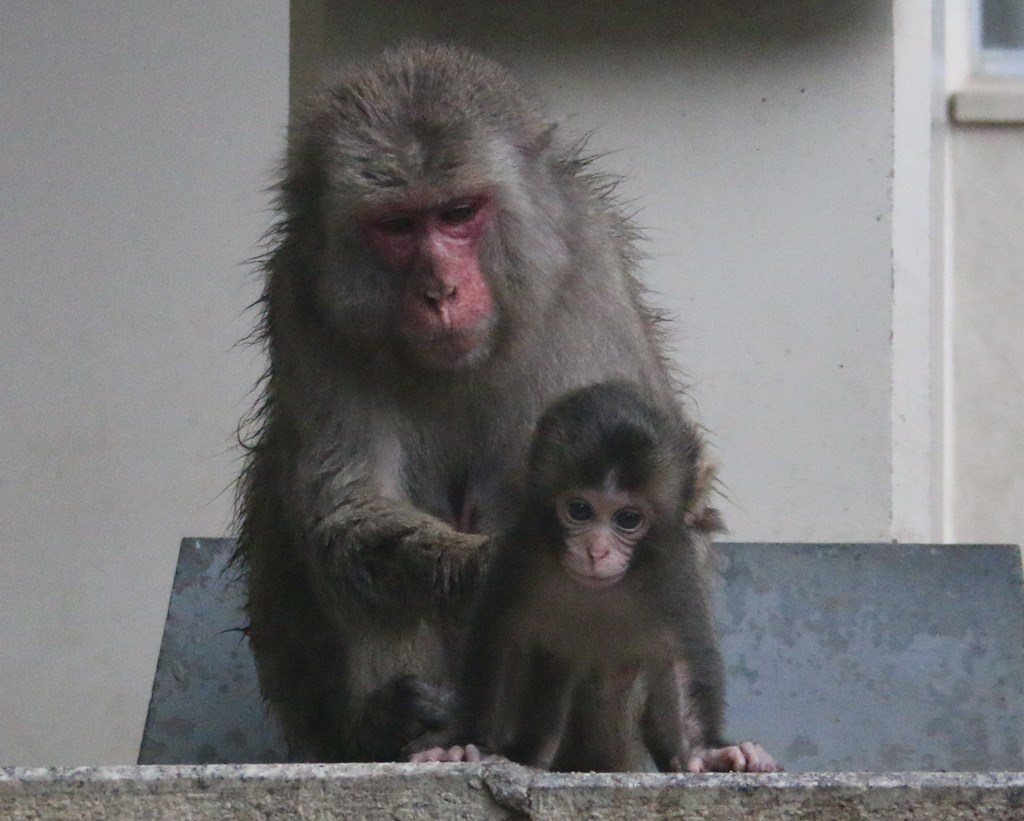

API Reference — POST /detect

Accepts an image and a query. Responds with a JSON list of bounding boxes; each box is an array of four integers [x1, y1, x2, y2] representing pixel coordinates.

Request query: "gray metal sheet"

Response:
[[140, 540, 1024, 770], [138, 538, 287, 764], [715, 543, 1024, 771]]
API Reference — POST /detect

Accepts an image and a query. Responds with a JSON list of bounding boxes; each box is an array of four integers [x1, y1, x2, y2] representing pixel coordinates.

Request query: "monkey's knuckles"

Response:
[[408, 746, 449, 763], [408, 744, 474, 763], [404, 528, 489, 603], [339, 519, 481, 594], [687, 742, 783, 773], [738, 741, 784, 772], [417, 526, 489, 562], [409, 743, 496, 764]]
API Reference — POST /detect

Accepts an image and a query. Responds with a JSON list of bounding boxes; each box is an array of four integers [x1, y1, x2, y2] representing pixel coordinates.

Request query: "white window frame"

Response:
[[948, 0, 1024, 123]]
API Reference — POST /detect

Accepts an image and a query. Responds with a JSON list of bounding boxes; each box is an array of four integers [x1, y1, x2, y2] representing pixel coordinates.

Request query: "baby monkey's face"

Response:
[[555, 482, 651, 589]]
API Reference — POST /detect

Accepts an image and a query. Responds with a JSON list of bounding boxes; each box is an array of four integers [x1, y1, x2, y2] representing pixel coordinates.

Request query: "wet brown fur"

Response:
[[233, 42, 716, 762]]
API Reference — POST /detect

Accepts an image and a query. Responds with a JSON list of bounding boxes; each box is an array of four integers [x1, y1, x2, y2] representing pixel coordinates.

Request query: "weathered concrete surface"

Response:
[[2, 764, 1024, 820]]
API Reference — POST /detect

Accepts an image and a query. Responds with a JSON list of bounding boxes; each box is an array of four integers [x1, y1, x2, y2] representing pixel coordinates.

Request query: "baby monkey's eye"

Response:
[[439, 201, 478, 224], [613, 509, 644, 532], [566, 500, 594, 522]]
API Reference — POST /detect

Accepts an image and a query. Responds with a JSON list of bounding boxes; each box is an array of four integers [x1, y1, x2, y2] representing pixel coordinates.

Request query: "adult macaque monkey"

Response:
[[413, 382, 780, 772], [236, 42, 696, 762]]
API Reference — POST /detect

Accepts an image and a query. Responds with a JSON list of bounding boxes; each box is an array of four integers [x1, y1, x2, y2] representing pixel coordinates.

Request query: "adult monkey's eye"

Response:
[[375, 215, 416, 234], [613, 509, 643, 532], [566, 500, 593, 522], [440, 201, 478, 224]]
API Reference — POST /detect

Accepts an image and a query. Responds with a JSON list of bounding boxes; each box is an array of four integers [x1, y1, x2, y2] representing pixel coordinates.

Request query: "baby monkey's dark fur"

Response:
[[436, 381, 779, 772]]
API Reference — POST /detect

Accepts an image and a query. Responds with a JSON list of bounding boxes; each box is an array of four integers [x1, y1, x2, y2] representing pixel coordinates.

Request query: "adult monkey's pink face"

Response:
[[360, 192, 498, 371]]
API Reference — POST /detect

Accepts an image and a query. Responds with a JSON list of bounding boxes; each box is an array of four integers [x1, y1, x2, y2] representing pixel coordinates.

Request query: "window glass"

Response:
[[979, 0, 1024, 75]]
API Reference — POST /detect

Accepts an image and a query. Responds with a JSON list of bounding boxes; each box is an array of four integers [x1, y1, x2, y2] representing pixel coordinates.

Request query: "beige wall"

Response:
[[0, 3, 288, 765], [944, 1, 1024, 547], [948, 128, 1024, 545]]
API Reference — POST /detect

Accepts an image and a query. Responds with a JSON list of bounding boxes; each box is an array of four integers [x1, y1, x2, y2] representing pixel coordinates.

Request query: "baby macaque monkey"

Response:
[[412, 381, 780, 772]]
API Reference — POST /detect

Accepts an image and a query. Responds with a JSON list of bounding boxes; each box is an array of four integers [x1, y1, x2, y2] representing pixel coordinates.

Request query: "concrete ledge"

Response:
[[3, 764, 1024, 820]]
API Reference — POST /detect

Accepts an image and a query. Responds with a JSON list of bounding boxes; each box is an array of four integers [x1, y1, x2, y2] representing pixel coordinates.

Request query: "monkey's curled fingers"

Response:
[[405, 520, 489, 565], [410, 743, 484, 763], [410, 744, 505, 764], [683, 741, 783, 773], [335, 509, 487, 606], [396, 522, 490, 602]]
